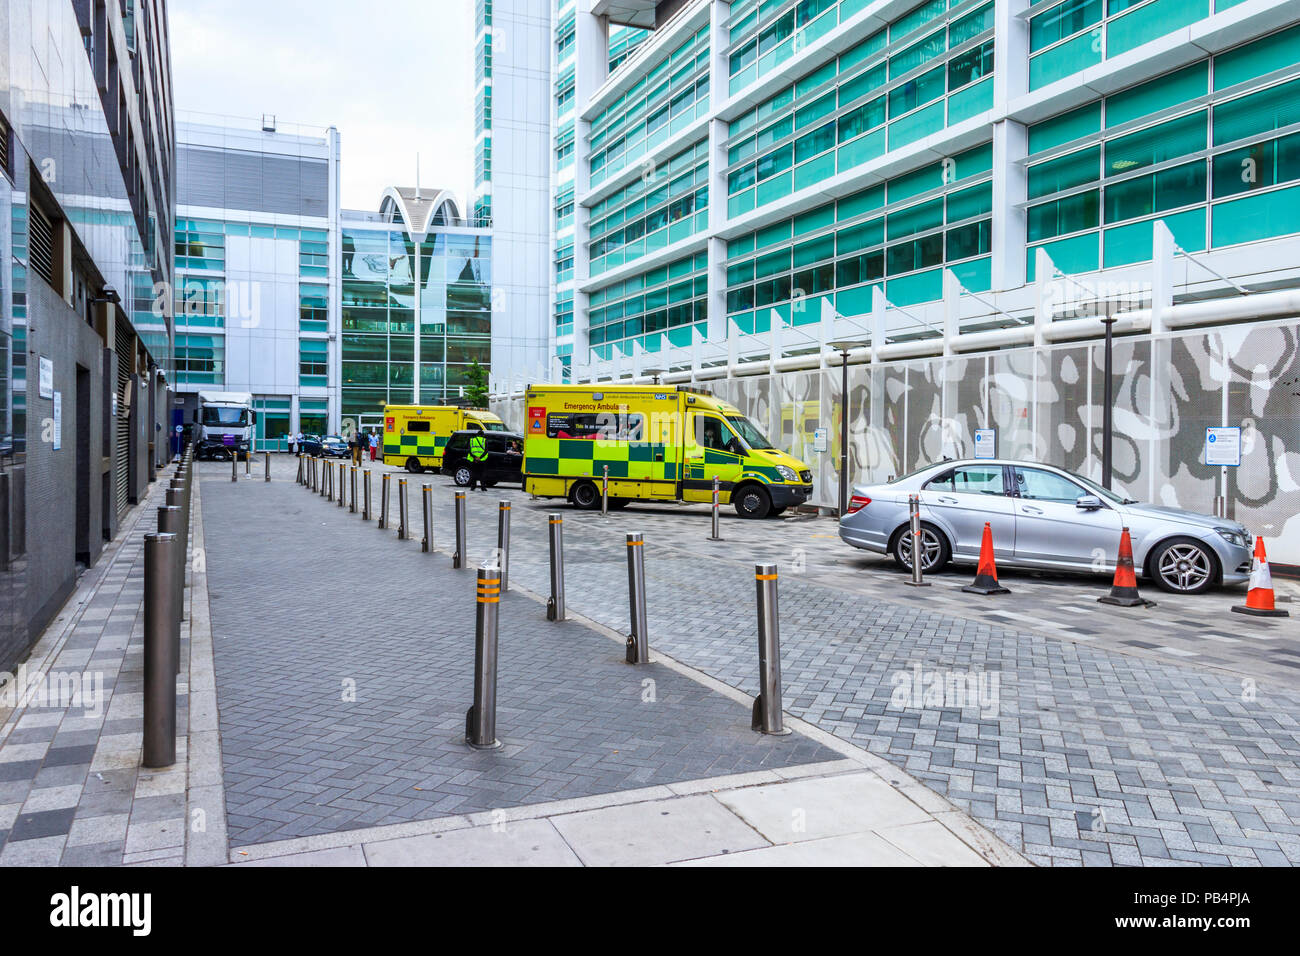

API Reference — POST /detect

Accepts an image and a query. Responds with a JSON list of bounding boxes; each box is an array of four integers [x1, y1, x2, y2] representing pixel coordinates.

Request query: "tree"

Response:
[[465, 359, 489, 409]]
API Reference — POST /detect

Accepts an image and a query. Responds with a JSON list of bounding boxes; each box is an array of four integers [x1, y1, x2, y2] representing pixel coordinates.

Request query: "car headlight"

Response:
[[1215, 527, 1247, 547], [776, 465, 798, 482]]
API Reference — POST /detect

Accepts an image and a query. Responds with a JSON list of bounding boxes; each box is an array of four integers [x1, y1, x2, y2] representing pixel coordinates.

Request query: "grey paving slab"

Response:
[[549, 793, 769, 866], [362, 818, 581, 867]]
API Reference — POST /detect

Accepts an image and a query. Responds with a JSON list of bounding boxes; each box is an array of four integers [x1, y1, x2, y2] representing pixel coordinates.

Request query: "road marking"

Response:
[[1199, 634, 1241, 644], [1156, 646, 1200, 658]]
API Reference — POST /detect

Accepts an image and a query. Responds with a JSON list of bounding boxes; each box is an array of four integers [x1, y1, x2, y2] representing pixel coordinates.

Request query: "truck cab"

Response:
[[194, 391, 256, 461]]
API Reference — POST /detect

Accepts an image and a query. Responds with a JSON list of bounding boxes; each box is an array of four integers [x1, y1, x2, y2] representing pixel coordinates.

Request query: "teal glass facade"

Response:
[[340, 226, 491, 421]]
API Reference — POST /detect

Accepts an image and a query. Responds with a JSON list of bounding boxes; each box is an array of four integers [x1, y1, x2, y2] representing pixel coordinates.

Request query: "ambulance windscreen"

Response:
[[727, 416, 774, 450]]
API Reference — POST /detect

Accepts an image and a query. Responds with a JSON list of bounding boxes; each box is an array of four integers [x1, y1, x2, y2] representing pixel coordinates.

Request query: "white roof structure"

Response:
[[378, 186, 464, 241]]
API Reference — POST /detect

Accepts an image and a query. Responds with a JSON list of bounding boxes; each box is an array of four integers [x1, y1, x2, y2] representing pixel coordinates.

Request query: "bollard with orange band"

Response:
[[497, 500, 511, 592], [466, 566, 503, 750], [753, 563, 791, 735], [625, 532, 649, 664], [962, 522, 1011, 595], [547, 513, 566, 621], [421, 484, 433, 552], [1232, 537, 1289, 618], [1098, 527, 1155, 608]]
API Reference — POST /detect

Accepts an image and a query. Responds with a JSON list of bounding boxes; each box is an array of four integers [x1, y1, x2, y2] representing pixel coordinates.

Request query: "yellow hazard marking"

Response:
[[477, 596, 500, 604], [755, 573, 778, 581], [627, 540, 643, 546]]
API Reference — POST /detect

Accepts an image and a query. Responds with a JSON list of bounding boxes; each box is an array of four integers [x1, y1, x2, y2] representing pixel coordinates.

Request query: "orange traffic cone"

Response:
[[1098, 527, 1156, 608], [962, 522, 1010, 595], [1232, 538, 1289, 618]]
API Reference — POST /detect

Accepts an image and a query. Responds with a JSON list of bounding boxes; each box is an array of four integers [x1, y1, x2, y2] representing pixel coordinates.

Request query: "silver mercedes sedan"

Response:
[[838, 459, 1254, 594]]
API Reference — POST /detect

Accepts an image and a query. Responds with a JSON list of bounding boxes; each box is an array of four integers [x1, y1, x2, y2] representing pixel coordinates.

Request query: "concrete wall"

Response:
[[6, 281, 108, 667]]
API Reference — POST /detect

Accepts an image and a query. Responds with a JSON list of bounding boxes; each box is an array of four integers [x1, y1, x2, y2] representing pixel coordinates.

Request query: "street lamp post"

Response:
[[1101, 304, 1116, 491], [643, 366, 665, 386], [828, 340, 868, 516]]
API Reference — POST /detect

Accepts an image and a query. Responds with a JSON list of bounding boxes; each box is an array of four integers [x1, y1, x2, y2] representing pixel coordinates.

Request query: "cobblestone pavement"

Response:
[[0, 469, 192, 866], [200, 463, 841, 846], [354, 465, 1300, 867]]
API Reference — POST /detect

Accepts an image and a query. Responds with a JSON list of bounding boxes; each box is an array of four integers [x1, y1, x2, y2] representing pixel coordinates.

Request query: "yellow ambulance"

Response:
[[522, 384, 814, 518], [381, 404, 507, 473]]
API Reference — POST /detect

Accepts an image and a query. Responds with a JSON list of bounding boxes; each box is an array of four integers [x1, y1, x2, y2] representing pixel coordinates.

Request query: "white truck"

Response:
[[193, 391, 256, 461]]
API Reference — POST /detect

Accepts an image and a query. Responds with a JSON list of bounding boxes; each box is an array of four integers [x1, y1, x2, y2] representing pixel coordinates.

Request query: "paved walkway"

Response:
[[388, 469, 1300, 867], [0, 467, 193, 866], [0, 456, 1019, 866]]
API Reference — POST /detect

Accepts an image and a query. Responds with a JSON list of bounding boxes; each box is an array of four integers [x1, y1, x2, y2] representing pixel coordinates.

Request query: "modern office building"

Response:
[[488, 0, 1300, 565], [173, 117, 342, 445], [0, 0, 175, 669], [474, 0, 554, 390], [340, 190, 492, 431]]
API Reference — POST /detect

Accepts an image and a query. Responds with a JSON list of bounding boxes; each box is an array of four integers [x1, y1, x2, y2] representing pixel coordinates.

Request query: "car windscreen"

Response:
[[202, 406, 249, 427], [481, 421, 508, 432], [726, 416, 774, 450]]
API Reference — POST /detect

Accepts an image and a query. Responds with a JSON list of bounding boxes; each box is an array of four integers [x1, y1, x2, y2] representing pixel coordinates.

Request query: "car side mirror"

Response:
[[1076, 494, 1102, 510]]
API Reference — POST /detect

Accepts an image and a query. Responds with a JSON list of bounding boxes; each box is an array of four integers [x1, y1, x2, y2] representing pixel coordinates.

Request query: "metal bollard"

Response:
[[709, 475, 722, 541], [265, 450, 271, 482], [465, 567, 503, 750], [379, 473, 390, 529], [165, 487, 188, 623], [231, 455, 237, 482], [362, 470, 372, 521], [142, 533, 179, 768], [547, 513, 565, 622], [157, 505, 184, 672], [752, 563, 791, 735], [625, 532, 649, 664], [398, 479, 409, 539], [453, 491, 467, 569], [905, 494, 929, 588], [296, 454, 304, 485], [338, 463, 346, 508], [350, 467, 358, 513], [497, 501, 511, 592], [602, 464, 609, 517], [312, 458, 319, 494], [245, 452, 251, 478], [421, 485, 433, 552]]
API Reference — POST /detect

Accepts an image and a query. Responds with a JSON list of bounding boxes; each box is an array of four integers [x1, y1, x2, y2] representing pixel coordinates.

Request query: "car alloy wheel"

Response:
[[454, 466, 472, 487], [897, 527, 943, 571], [1154, 541, 1214, 594]]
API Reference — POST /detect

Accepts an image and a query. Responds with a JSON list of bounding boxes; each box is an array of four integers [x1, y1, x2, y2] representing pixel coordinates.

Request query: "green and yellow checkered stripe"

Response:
[[524, 438, 678, 482], [384, 434, 448, 459]]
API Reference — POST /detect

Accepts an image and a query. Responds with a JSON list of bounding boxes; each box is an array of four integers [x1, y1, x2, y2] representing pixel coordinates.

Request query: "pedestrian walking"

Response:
[[368, 430, 378, 462], [350, 430, 362, 466], [467, 431, 489, 491]]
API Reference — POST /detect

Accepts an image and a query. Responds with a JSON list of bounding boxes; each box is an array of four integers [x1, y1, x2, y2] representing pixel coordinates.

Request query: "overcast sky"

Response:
[[171, 0, 476, 212]]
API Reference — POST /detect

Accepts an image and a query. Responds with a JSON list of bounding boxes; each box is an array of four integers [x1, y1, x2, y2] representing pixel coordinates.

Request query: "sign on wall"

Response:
[[1205, 426, 1241, 467], [974, 428, 996, 459], [52, 392, 62, 451], [39, 356, 53, 399]]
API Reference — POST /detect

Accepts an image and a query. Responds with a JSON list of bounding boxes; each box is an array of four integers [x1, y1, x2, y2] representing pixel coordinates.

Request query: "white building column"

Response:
[[706, 2, 732, 346], [991, 0, 1030, 293]]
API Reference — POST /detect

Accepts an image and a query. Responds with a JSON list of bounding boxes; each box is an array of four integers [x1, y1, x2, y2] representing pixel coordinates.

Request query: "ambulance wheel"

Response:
[[1148, 537, 1217, 594], [405, 457, 423, 474], [571, 481, 601, 510], [453, 466, 472, 487], [733, 484, 772, 519]]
